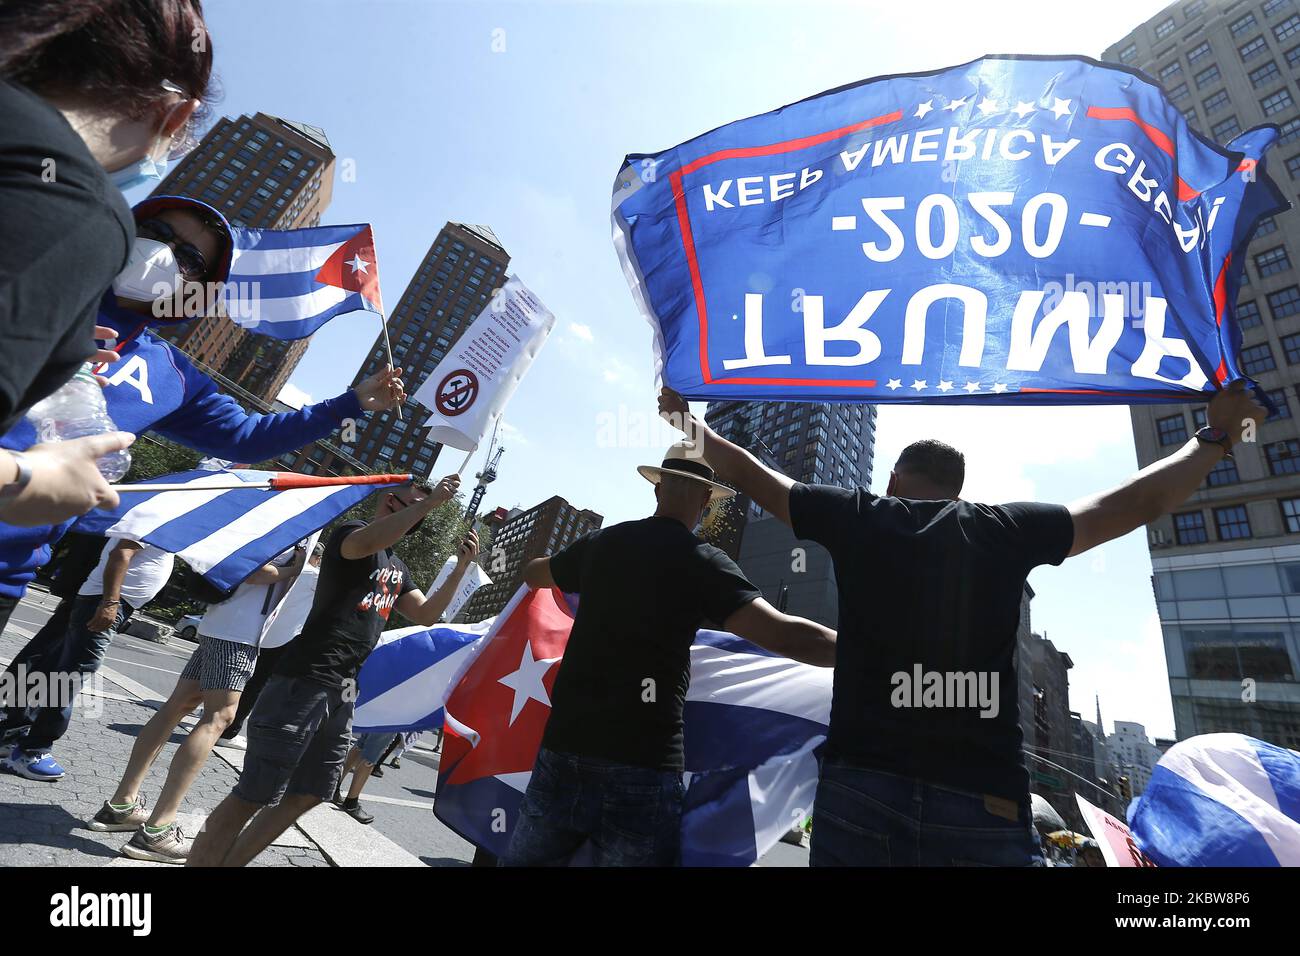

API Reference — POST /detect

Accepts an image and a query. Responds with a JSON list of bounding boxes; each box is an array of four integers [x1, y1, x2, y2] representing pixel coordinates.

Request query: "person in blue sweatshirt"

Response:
[[0, 195, 407, 780]]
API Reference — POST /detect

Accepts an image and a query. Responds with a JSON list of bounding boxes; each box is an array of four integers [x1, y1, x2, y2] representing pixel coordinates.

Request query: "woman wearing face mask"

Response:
[[0, 195, 408, 638], [0, 1, 214, 533]]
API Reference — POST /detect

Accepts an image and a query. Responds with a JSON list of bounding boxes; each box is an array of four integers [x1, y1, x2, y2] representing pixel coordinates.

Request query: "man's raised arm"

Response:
[[1067, 381, 1266, 557], [339, 475, 459, 561], [658, 387, 796, 526], [394, 531, 480, 627]]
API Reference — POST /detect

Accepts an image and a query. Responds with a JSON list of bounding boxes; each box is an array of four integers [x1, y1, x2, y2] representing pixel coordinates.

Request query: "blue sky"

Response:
[[195, 0, 1179, 736]]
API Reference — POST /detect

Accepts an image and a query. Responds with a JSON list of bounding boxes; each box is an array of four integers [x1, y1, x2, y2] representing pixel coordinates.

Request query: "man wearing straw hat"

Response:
[[502, 440, 836, 867]]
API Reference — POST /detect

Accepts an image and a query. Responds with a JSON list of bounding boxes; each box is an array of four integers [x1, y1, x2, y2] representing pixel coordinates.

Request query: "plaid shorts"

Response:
[[180, 635, 258, 692]]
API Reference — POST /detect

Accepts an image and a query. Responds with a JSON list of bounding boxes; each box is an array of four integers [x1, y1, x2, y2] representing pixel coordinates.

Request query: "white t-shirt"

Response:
[[257, 562, 319, 650], [199, 548, 296, 646], [79, 540, 175, 609]]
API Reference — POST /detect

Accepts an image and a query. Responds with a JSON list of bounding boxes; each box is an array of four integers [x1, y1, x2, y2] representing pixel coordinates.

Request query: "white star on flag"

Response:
[[976, 97, 999, 116], [944, 97, 968, 112], [915, 100, 934, 118], [1050, 97, 1073, 119], [964, 381, 981, 394], [1012, 101, 1036, 118], [345, 254, 370, 275], [886, 378, 902, 390], [992, 383, 1008, 394], [937, 381, 954, 392], [497, 640, 561, 725], [911, 379, 928, 391]]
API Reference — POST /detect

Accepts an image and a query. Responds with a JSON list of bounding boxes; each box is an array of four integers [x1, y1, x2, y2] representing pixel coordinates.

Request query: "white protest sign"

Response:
[[1076, 793, 1156, 867], [429, 555, 492, 622], [412, 275, 555, 451]]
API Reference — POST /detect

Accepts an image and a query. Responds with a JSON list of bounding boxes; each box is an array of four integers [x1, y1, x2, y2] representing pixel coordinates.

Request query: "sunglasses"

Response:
[[136, 218, 209, 281]]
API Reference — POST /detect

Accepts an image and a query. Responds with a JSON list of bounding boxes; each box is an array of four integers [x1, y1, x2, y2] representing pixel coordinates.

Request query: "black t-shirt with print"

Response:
[[275, 521, 416, 688], [541, 516, 761, 771], [789, 483, 1074, 802]]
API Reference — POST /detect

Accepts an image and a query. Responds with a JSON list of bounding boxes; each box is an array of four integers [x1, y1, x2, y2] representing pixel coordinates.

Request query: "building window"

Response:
[[1256, 245, 1292, 276], [1242, 343, 1277, 374], [1118, 42, 1138, 62], [1285, 332, 1300, 364], [1231, 13, 1258, 36], [1189, 41, 1212, 64], [1257, 216, 1279, 237], [1214, 505, 1252, 540], [1268, 285, 1300, 317], [1212, 116, 1242, 141], [1156, 17, 1176, 39], [1252, 60, 1283, 88], [1238, 300, 1263, 328], [1240, 36, 1269, 61], [1281, 497, 1300, 533], [1262, 88, 1295, 116], [1281, 116, 1300, 143], [1266, 439, 1300, 474], [1277, 14, 1300, 41], [1206, 456, 1240, 487], [1170, 81, 1191, 101], [1159, 61, 1183, 82], [1266, 388, 1292, 419], [1203, 89, 1231, 113], [1156, 414, 1188, 445], [1265, 0, 1294, 18], [1174, 511, 1208, 544]]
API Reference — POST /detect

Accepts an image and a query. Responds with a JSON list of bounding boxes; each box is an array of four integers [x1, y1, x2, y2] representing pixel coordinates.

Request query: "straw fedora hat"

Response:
[[637, 441, 735, 501]]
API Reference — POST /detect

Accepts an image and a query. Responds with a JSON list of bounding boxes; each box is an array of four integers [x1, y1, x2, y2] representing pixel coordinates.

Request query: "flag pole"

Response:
[[379, 312, 403, 421], [457, 446, 475, 477]]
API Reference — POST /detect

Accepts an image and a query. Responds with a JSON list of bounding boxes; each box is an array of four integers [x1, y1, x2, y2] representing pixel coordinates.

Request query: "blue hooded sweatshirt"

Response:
[[0, 295, 363, 599]]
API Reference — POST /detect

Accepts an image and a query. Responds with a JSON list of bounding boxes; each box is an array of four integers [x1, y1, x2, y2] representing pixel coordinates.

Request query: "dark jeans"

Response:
[[501, 747, 685, 867], [0, 593, 132, 751], [809, 760, 1040, 867], [220, 643, 287, 740]]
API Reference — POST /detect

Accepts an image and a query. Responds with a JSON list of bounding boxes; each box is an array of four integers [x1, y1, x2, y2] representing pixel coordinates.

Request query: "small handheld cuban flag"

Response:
[[72, 468, 410, 591], [612, 55, 1289, 406], [220, 222, 385, 340]]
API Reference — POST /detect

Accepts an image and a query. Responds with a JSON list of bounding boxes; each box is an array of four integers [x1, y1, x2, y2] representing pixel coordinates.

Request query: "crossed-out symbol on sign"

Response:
[[435, 368, 479, 417]]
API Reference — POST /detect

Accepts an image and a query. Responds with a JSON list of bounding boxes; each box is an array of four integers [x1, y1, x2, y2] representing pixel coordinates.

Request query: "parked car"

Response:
[[175, 614, 204, 643]]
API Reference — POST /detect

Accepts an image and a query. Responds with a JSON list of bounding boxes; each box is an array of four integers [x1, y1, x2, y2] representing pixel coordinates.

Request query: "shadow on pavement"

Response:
[[0, 802, 119, 858]]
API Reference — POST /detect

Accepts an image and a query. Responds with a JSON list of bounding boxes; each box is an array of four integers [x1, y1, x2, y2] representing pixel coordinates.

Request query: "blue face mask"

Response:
[[108, 151, 170, 195]]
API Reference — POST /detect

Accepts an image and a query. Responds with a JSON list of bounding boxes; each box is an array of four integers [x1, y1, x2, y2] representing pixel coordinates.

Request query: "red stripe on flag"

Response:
[[1085, 106, 1200, 200], [268, 472, 411, 490]]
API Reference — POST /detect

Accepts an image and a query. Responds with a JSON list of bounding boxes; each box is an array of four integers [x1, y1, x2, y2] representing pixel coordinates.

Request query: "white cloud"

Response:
[[277, 382, 313, 410], [568, 321, 595, 343], [498, 419, 529, 446]]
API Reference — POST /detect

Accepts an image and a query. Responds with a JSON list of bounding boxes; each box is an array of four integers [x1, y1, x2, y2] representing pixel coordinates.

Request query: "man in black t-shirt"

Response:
[[660, 383, 1264, 867], [189, 475, 479, 867], [501, 441, 836, 867]]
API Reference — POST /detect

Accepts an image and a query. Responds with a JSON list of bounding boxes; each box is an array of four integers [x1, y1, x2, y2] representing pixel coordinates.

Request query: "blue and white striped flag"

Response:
[[1128, 733, 1300, 867], [221, 222, 384, 340], [353, 622, 490, 734], [72, 469, 408, 591]]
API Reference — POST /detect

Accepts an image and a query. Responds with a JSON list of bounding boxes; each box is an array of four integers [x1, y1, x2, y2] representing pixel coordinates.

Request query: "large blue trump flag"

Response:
[[612, 55, 1288, 404]]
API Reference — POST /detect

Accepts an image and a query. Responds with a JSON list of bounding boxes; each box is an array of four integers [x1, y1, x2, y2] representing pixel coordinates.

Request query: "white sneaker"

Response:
[[216, 735, 247, 751]]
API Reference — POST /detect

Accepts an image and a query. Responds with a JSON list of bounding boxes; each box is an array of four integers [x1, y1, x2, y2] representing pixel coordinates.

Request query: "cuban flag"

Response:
[[1127, 733, 1300, 867], [72, 469, 408, 591], [220, 223, 385, 340], [352, 622, 491, 734], [432, 586, 832, 866], [613, 55, 1288, 407]]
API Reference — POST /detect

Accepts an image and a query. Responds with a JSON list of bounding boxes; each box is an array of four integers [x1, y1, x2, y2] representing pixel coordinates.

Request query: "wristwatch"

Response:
[[0, 451, 32, 502], [1194, 425, 1234, 459]]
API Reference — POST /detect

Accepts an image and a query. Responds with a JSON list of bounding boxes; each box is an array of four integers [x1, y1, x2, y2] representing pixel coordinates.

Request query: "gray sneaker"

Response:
[[122, 824, 188, 864], [87, 795, 149, 832]]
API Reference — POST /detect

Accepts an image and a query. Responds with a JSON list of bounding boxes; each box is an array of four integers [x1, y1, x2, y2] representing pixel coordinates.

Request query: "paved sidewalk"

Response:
[[0, 623, 331, 867]]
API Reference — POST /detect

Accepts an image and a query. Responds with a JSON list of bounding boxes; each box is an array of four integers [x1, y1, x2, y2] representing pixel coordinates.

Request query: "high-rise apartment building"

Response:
[[1106, 0, 1300, 749], [281, 222, 510, 478], [458, 496, 603, 623], [149, 113, 336, 402]]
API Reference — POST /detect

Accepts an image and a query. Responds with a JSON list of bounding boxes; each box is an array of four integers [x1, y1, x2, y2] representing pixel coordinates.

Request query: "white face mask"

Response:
[[112, 238, 182, 302]]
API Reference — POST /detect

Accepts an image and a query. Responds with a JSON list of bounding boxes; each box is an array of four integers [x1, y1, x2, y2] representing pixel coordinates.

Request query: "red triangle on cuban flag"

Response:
[[314, 224, 384, 311]]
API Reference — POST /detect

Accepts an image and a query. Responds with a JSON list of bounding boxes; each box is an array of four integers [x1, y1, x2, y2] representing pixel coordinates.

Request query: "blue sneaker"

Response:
[[1, 746, 65, 781]]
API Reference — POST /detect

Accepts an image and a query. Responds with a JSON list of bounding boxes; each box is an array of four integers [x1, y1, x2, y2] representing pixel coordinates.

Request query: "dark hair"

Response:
[[0, 0, 215, 122], [895, 439, 965, 495]]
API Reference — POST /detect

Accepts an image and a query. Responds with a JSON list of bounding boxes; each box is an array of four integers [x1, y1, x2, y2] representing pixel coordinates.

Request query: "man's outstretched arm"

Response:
[[339, 475, 459, 560], [1067, 381, 1265, 557], [658, 387, 795, 526], [723, 598, 836, 667]]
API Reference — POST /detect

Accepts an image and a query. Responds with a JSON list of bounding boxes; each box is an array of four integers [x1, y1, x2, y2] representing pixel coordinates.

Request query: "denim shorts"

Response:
[[355, 731, 396, 765], [233, 675, 352, 806]]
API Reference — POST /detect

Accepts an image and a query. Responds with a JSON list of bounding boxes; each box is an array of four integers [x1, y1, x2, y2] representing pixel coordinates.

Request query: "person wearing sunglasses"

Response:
[[0, 1, 215, 544], [0, 194, 409, 781]]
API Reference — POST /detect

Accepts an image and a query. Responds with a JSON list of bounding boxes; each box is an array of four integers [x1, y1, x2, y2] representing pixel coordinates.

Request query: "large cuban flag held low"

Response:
[[1127, 733, 1300, 866], [613, 55, 1289, 405], [427, 586, 832, 866], [219, 223, 384, 340], [72, 469, 409, 591]]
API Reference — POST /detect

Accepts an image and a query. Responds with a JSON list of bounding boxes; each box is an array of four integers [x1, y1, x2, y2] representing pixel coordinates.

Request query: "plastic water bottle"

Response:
[[25, 365, 132, 481]]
